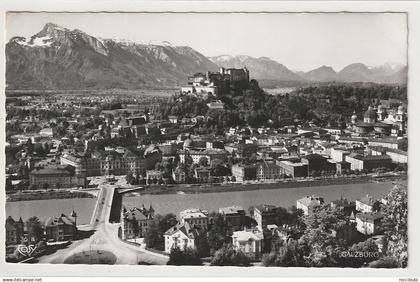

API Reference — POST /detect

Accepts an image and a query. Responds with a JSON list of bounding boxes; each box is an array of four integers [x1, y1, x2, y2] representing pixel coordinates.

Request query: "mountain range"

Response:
[[6, 23, 218, 90], [6, 23, 407, 90], [210, 55, 407, 85]]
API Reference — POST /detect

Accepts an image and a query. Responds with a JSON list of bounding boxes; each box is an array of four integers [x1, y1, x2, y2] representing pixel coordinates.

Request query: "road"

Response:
[[38, 184, 168, 265]]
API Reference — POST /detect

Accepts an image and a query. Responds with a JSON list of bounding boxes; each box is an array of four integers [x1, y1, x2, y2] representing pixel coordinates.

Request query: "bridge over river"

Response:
[[37, 184, 168, 265]]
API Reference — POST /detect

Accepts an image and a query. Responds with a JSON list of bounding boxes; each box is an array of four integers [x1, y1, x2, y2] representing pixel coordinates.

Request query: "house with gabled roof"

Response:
[[252, 204, 277, 230], [164, 222, 200, 254], [356, 194, 381, 213], [45, 212, 77, 242], [297, 195, 325, 215], [231, 228, 264, 259], [5, 216, 24, 246], [179, 208, 209, 230], [121, 205, 155, 240], [355, 212, 383, 235]]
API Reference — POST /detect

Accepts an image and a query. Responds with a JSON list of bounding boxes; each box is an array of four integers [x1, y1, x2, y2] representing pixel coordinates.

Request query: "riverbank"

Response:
[[7, 174, 406, 201], [127, 174, 406, 197]]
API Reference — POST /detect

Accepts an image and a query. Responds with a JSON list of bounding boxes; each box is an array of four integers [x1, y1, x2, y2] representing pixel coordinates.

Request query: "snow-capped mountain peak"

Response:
[[6, 22, 219, 90]]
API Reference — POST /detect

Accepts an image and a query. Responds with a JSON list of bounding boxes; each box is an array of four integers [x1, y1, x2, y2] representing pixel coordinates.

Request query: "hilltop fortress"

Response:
[[181, 67, 250, 96]]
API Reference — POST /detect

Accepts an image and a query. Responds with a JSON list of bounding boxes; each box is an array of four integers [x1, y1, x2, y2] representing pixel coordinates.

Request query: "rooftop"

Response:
[[350, 154, 392, 161], [357, 194, 379, 206], [278, 160, 306, 167], [45, 213, 75, 226], [164, 222, 200, 239], [356, 212, 383, 221], [219, 206, 245, 215], [180, 208, 208, 219], [30, 166, 72, 176], [368, 138, 406, 144], [254, 204, 277, 213], [369, 146, 408, 156], [297, 195, 325, 207], [123, 207, 152, 221], [232, 229, 264, 242], [301, 153, 326, 160], [180, 148, 226, 155]]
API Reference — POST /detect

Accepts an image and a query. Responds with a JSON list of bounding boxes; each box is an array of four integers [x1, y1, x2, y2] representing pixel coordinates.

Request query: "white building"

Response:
[[39, 127, 55, 137], [181, 85, 218, 96], [207, 100, 224, 110], [231, 229, 264, 259], [179, 148, 227, 164], [369, 146, 408, 164], [164, 222, 199, 254], [367, 138, 407, 150], [355, 212, 383, 235], [179, 208, 209, 229], [356, 194, 380, 213], [297, 195, 325, 215], [330, 147, 350, 163], [345, 154, 392, 171], [256, 161, 281, 180]]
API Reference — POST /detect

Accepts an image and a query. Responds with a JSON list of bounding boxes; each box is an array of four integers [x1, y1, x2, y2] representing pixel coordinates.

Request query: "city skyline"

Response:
[[6, 12, 407, 72]]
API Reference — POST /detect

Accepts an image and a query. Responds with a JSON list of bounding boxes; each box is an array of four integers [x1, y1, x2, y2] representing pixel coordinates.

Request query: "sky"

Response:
[[6, 12, 407, 72]]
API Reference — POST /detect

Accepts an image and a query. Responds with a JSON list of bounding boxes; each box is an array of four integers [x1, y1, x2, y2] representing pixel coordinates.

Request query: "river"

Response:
[[5, 198, 96, 225], [123, 182, 396, 215], [5, 181, 397, 224]]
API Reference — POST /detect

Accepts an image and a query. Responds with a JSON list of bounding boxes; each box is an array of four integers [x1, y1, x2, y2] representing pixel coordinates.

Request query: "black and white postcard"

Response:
[[1, 1, 419, 280]]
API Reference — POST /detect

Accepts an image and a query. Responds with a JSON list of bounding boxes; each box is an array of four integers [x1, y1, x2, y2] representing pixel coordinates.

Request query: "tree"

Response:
[[210, 244, 251, 267], [298, 204, 353, 267], [273, 207, 291, 226], [195, 230, 211, 257], [144, 220, 162, 250], [6, 178, 13, 191], [26, 217, 43, 243], [338, 238, 380, 268], [144, 213, 177, 251], [269, 230, 284, 253], [380, 184, 408, 268], [207, 213, 230, 254], [25, 138, 34, 154], [42, 183, 49, 191], [262, 239, 307, 267], [210, 159, 230, 177], [167, 247, 202, 266], [198, 157, 209, 167], [155, 162, 164, 171], [131, 219, 140, 238], [126, 171, 134, 184], [156, 213, 177, 235], [184, 154, 193, 167], [288, 206, 305, 229]]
